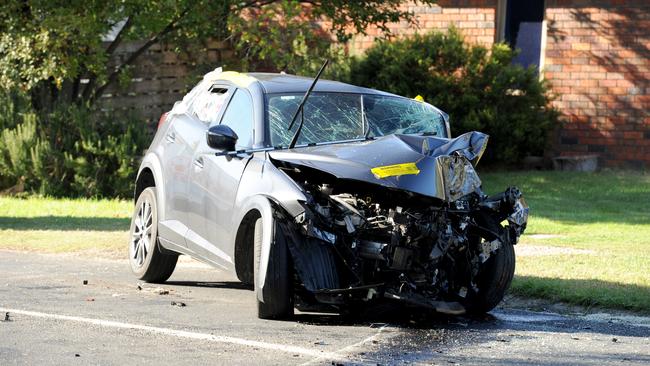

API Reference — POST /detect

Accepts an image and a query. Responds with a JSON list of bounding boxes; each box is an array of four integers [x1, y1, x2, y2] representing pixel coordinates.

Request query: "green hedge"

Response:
[[348, 28, 558, 163], [0, 91, 150, 198]]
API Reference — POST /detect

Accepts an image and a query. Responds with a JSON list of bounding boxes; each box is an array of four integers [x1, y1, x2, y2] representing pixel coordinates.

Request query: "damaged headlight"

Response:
[[509, 197, 529, 227], [435, 155, 482, 202]]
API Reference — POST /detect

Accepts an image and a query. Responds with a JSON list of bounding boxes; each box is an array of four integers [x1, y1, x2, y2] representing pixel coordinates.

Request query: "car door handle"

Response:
[[193, 157, 204, 169], [165, 131, 176, 143]]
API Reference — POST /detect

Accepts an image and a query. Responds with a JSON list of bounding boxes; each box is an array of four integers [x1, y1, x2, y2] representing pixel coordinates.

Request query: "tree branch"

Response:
[[81, 16, 133, 101], [90, 8, 190, 103], [105, 16, 133, 57], [235, 0, 280, 10]]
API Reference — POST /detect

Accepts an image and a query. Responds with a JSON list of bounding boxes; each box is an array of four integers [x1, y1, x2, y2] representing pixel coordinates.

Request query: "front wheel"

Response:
[[129, 187, 178, 282], [253, 215, 293, 320], [466, 242, 516, 314]]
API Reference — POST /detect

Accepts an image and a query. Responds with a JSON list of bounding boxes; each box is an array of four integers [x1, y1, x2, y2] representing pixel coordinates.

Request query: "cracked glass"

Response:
[[267, 93, 446, 147]]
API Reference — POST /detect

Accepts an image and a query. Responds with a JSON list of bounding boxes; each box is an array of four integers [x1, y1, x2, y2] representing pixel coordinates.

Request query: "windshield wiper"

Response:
[[287, 59, 329, 149], [362, 95, 372, 139]]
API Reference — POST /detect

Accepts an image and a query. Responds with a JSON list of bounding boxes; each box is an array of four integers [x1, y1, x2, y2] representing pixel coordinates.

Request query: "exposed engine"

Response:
[[276, 160, 528, 315], [267, 129, 529, 315]]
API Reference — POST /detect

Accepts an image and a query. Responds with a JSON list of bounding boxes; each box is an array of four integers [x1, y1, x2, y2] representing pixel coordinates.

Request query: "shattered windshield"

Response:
[[267, 92, 447, 147]]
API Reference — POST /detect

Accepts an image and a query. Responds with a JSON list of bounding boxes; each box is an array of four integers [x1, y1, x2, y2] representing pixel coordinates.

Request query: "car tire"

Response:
[[253, 216, 293, 320], [467, 242, 515, 314], [129, 187, 178, 283]]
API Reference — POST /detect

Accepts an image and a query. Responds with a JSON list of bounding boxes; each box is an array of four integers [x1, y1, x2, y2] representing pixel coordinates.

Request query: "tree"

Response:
[[0, 0, 435, 111], [349, 29, 559, 163]]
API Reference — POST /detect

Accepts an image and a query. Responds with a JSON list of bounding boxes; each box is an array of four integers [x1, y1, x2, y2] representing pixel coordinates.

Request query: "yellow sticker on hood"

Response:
[[371, 162, 420, 179]]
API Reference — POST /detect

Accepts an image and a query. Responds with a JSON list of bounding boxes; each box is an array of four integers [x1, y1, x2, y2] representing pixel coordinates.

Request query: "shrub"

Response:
[[0, 91, 150, 197], [347, 28, 559, 163]]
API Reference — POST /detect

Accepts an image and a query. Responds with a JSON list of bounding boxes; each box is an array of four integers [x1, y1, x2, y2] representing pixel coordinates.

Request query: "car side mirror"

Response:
[[206, 125, 238, 151]]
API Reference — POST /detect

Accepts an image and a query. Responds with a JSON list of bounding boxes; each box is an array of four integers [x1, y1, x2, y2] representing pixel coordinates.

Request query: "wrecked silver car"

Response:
[[129, 65, 528, 319]]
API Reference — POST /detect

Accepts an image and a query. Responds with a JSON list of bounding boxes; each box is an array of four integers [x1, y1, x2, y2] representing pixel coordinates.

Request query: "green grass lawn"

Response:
[[480, 170, 650, 313], [1, 170, 649, 313], [0, 197, 132, 257]]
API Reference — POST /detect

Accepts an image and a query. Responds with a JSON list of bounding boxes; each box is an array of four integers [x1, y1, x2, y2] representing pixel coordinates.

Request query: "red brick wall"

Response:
[[346, 0, 649, 168], [545, 1, 650, 168], [349, 0, 498, 53]]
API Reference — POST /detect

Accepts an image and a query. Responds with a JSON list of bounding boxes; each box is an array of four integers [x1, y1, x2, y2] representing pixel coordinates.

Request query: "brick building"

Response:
[[350, 0, 650, 168]]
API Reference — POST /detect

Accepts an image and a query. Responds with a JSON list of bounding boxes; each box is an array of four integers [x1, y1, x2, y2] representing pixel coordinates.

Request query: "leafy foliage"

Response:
[[0, 92, 149, 197], [229, 1, 340, 75], [0, 0, 434, 109], [348, 28, 559, 163]]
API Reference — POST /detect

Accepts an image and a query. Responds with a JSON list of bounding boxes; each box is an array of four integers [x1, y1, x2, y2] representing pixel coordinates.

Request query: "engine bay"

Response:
[[274, 159, 529, 315]]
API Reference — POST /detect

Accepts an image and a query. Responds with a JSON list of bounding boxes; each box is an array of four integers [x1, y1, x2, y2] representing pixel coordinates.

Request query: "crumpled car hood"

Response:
[[268, 131, 488, 201]]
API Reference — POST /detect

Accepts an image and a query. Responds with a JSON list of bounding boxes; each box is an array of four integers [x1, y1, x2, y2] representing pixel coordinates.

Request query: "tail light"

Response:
[[157, 112, 169, 129]]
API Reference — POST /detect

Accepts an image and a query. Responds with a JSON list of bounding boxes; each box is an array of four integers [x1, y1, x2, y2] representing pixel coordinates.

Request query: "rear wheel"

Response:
[[466, 242, 515, 314], [129, 187, 178, 283], [253, 215, 293, 320]]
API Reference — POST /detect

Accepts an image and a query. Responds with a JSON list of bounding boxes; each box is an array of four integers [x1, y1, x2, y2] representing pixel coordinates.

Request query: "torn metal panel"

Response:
[[269, 132, 527, 315], [269, 131, 489, 202]]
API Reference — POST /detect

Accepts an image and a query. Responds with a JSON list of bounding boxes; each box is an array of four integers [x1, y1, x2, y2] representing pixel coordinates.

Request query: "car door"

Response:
[[186, 88, 255, 269], [156, 94, 206, 247]]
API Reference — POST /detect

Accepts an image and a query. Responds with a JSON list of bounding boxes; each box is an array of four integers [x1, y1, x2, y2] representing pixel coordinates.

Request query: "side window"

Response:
[[189, 86, 230, 124], [219, 89, 254, 149]]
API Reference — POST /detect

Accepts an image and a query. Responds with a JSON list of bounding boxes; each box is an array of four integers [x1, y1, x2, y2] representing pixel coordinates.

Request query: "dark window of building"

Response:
[[504, 0, 545, 70]]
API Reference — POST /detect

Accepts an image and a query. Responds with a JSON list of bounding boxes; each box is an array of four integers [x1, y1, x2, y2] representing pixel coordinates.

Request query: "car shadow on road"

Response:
[[165, 280, 253, 291], [163, 280, 650, 339], [294, 303, 650, 340], [293, 302, 482, 327]]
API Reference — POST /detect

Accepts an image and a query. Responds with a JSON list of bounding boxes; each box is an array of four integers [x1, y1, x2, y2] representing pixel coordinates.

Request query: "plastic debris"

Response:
[[153, 287, 169, 295]]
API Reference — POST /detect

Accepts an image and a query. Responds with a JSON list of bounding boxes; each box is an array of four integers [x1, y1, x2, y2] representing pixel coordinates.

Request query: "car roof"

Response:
[[212, 71, 397, 97]]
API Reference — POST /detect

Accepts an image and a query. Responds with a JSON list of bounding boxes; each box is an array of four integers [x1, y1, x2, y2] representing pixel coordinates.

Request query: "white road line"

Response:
[[300, 324, 391, 366], [0, 307, 341, 360]]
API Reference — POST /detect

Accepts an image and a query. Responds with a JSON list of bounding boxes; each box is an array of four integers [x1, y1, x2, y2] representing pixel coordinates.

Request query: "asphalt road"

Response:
[[1, 250, 649, 365]]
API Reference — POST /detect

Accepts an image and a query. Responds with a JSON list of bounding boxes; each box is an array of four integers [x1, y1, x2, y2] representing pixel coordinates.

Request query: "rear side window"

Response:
[[219, 89, 254, 149], [189, 87, 230, 124]]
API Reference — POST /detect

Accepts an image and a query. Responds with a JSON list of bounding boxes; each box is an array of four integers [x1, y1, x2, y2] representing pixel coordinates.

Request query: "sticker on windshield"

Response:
[[371, 162, 420, 179]]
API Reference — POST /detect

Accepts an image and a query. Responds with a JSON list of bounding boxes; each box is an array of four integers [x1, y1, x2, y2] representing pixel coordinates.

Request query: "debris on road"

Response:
[[152, 287, 169, 295], [3, 312, 10, 321], [136, 284, 171, 295], [82, 280, 88, 285], [171, 301, 186, 307], [612, 338, 618, 343], [75, 354, 80, 357]]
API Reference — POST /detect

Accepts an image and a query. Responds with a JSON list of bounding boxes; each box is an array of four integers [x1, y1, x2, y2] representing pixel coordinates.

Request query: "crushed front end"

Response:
[[269, 132, 528, 315]]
